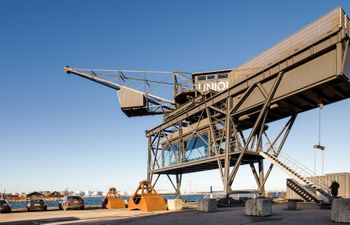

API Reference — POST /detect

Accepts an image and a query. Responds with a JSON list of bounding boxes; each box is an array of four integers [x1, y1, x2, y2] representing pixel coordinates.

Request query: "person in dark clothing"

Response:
[[330, 180, 340, 199]]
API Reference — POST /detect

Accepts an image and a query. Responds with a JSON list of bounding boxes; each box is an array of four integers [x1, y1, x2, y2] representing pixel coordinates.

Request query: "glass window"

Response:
[[185, 133, 208, 161], [207, 75, 215, 80], [197, 75, 206, 81], [218, 73, 228, 79]]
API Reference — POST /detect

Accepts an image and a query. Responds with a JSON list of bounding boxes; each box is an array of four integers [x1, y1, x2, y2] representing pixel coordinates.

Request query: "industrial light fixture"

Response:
[[270, 103, 279, 109], [238, 114, 250, 121], [313, 144, 325, 150]]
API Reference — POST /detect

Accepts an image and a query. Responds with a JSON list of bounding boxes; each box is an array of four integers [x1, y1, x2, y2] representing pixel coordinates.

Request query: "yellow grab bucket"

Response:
[[106, 197, 125, 209], [104, 187, 126, 209], [128, 180, 166, 212]]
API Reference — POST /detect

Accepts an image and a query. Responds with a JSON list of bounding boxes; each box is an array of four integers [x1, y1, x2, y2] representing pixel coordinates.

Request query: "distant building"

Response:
[[60, 190, 69, 196], [5, 194, 20, 200], [83, 191, 103, 197], [266, 192, 287, 199], [26, 192, 44, 199], [94, 191, 103, 196], [74, 191, 85, 196], [287, 172, 350, 199], [48, 191, 63, 198]]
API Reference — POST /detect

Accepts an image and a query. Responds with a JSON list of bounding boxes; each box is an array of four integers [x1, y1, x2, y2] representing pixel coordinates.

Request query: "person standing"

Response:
[[330, 180, 340, 200]]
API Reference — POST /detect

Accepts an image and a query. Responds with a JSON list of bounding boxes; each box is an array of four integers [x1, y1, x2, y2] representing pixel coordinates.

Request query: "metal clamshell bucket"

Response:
[[105, 197, 125, 209], [103, 187, 126, 209], [128, 181, 166, 212]]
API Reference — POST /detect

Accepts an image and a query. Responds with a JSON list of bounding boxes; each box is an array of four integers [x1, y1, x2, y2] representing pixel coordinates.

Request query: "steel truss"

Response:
[[146, 71, 301, 197]]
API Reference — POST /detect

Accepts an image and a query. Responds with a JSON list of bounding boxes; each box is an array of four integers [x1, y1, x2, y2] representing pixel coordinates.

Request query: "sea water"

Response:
[[9, 195, 203, 209]]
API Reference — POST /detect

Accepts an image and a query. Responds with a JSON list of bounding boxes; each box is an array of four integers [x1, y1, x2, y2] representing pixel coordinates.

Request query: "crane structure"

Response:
[[66, 8, 350, 203]]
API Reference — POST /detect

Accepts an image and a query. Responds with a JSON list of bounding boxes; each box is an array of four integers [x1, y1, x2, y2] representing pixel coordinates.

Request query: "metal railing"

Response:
[[274, 151, 330, 194]]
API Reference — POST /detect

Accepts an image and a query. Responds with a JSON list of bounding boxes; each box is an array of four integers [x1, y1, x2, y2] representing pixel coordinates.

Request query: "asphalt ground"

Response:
[[0, 203, 339, 225]]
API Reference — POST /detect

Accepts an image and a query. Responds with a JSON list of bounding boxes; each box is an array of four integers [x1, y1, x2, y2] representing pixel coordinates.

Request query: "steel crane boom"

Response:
[[64, 66, 176, 117]]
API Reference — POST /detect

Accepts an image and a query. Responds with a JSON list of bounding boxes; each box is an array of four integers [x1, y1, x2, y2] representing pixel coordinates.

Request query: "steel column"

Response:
[[228, 71, 284, 188], [223, 97, 233, 197]]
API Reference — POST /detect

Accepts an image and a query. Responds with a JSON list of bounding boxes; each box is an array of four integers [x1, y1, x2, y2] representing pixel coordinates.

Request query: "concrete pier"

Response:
[[331, 198, 350, 223], [167, 199, 183, 211], [287, 199, 298, 210], [245, 199, 272, 216], [198, 199, 217, 212]]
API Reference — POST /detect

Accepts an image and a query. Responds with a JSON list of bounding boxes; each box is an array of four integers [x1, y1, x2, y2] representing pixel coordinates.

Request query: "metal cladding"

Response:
[[287, 172, 350, 200]]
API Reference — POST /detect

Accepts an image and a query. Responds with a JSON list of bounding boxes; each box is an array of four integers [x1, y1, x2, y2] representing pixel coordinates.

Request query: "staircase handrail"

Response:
[[272, 151, 330, 193]]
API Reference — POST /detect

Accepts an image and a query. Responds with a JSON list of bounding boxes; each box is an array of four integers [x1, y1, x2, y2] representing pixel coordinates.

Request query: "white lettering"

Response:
[[217, 81, 228, 91], [211, 82, 217, 91], [196, 81, 228, 92], [204, 83, 211, 92]]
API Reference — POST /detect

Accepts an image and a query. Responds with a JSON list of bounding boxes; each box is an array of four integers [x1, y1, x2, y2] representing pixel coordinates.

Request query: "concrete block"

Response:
[[198, 199, 217, 212], [167, 199, 183, 211], [287, 200, 297, 210], [331, 198, 350, 223], [245, 199, 272, 216]]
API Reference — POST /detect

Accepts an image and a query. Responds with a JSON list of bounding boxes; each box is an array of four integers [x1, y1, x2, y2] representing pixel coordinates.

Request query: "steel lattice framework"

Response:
[[146, 8, 350, 197], [66, 8, 350, 201]]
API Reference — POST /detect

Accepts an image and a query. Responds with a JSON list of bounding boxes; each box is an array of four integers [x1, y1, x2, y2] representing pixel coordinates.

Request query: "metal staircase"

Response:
[[286, 178, 319, 202], [259, 151, 331, 203]]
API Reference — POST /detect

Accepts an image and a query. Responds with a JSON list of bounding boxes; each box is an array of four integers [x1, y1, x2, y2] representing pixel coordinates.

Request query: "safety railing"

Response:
[[275, 151, 330, 194]]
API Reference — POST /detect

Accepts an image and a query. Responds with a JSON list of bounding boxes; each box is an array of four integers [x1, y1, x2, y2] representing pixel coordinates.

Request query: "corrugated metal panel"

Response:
[[287, 172, 350, 200], [118, 87, 145, 108], [274, 49, 337, 99], [238, 87, 266, 112], [228, 8, 342, 85], [343, 45, 350, 79], [236, 50, 337, 113]]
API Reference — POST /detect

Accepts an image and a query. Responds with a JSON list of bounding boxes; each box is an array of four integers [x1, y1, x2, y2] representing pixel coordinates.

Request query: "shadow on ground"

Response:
[[0, 217, 80, 225]]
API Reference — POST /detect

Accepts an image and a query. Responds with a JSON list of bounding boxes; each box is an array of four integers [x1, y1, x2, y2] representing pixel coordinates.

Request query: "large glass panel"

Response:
[[184, 134, 209, 162]]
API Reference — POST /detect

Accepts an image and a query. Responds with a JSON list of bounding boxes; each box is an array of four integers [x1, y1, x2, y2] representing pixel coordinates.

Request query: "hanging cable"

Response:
[[313, 103, 325, 175]]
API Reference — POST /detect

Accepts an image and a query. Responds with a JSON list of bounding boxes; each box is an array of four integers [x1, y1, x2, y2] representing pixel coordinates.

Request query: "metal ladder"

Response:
[[259, 151, 331, 203]]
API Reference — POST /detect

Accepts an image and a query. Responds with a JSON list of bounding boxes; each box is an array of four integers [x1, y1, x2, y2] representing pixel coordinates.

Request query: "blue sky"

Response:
[[0, 0, 349, 194]]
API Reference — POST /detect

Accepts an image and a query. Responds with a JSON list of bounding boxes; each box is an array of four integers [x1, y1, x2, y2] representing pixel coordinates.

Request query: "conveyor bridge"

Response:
[[146, 8, 350, 198]]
